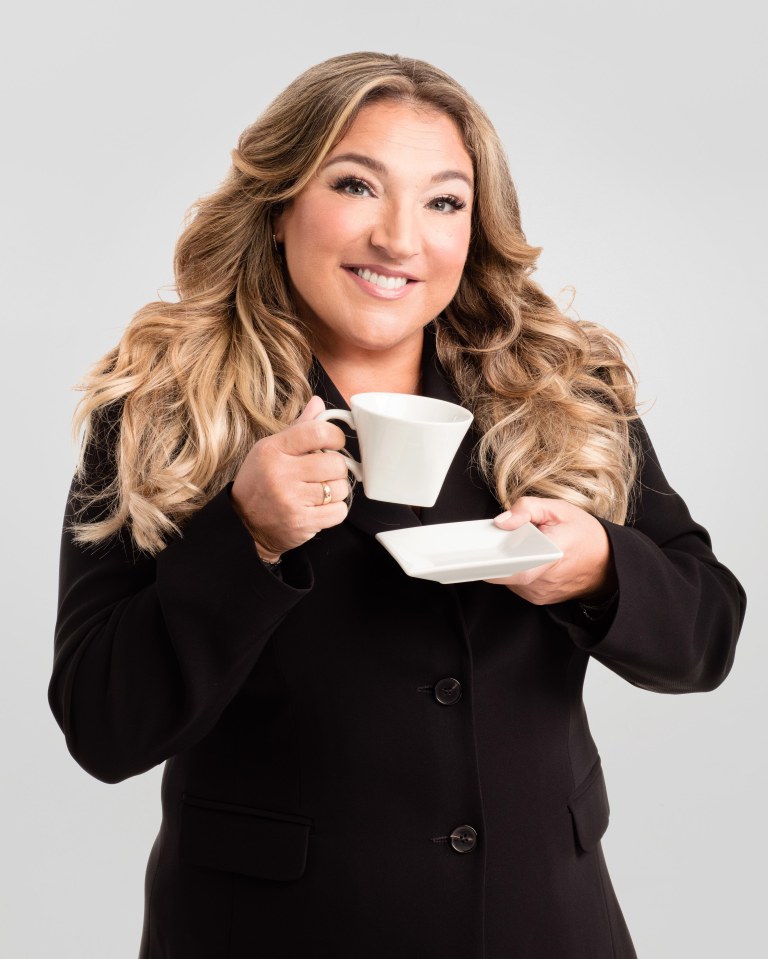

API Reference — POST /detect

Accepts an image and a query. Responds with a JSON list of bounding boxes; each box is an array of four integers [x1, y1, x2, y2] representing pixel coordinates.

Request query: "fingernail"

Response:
[[494, 511, 511, 524]]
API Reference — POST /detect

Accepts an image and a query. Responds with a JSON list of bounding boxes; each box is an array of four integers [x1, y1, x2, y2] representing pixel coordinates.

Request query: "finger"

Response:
[[281, 419, 348, 455], [295, 395, 327, 423], [307, 478, 350, 507], [297, 450, 352, 483], [493, 497, 564, 531], [303, 501, 349, 532], [485, 559, 559, 587]]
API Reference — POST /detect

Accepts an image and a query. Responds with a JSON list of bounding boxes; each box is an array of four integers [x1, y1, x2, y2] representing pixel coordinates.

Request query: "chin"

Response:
[[349, 325, 426, 354]]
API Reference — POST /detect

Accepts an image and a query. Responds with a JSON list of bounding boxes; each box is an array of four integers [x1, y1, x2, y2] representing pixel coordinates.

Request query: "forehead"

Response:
[[329, 100, 473, 177]]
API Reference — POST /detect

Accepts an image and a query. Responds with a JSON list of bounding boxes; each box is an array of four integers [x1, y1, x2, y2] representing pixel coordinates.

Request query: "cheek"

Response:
[[433, 228, 471, 278], [288, 201, 366, 255]]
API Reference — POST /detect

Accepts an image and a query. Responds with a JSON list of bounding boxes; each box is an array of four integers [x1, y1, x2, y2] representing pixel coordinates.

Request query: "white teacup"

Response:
[[316, 392, 473, 507]]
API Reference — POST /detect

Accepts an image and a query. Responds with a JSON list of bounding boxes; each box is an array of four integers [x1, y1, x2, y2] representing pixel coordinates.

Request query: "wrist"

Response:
[[581, 524, 617, 602], [254, 541, 283, 565]]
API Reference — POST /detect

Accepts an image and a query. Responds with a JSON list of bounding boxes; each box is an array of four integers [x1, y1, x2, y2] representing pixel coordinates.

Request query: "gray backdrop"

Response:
[[2, 0, 765, 955]]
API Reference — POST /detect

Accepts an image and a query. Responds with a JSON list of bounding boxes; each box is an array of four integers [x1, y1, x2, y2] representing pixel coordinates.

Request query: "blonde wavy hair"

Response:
[[72, 51, 639, 553]]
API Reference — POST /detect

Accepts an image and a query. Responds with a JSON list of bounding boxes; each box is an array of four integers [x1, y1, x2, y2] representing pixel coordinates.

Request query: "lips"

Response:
[[343, 266, 419, 299], [351, 267, 408, 290], [342, 263, 421, 299], [344, 261, 420, 278]]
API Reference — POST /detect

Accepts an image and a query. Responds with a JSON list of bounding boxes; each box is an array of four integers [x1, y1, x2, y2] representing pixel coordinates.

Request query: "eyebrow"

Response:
[[322, 152, 473, 189]]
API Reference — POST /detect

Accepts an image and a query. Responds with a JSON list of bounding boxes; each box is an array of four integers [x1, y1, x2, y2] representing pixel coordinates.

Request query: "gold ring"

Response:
[[321, 482, 332, 506]]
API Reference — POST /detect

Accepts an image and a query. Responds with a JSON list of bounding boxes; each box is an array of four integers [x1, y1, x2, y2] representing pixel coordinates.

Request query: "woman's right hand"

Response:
[[230, 395, 351, 562]]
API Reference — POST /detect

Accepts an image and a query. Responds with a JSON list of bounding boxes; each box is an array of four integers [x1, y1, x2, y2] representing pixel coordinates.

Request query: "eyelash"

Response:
[[330, 175, 467, 212]]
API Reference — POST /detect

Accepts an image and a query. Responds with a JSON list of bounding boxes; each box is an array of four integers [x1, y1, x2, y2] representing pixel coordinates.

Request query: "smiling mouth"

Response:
[[346, 267, 414, 291]]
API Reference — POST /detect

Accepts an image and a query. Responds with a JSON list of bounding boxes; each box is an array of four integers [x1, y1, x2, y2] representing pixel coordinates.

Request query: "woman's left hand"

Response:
[[485, 497, 617, 605]]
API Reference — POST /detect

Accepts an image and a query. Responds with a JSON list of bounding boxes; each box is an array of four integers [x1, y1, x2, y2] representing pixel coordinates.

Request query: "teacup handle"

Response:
[[315, 408, 363, 482]]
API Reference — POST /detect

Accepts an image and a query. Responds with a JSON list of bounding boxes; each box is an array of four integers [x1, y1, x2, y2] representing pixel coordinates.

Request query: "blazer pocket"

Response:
[[567, 758, 610, 852], [180, 794, 312, 881]]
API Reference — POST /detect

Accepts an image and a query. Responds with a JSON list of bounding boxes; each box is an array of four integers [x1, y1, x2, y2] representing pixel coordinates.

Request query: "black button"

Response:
[[450, 825, 478, 854], [434, 677, 462, 706]]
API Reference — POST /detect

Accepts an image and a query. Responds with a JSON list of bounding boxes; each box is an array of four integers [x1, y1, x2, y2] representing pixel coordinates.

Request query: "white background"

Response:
[[2, 1, 765, 955]]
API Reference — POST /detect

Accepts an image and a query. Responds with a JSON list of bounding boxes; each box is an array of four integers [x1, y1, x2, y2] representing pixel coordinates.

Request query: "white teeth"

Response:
[[353, 268, 408, 290]]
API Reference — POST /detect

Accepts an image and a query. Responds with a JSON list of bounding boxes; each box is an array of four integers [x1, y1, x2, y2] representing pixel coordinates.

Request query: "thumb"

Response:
[[493, 496, 561, 531], [295, 395, 327, 423]]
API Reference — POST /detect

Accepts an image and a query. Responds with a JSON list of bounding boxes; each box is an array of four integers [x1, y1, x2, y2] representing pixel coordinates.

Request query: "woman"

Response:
[[49, 52, 745, 958]]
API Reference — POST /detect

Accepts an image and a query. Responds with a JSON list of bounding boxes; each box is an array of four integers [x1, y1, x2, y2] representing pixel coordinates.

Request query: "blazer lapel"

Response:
[[417, 329, 500, 526]]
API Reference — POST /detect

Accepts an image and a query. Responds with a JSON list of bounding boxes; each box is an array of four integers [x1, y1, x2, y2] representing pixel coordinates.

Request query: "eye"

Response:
[[331, 175, 376, 198], [429, 195, 467, 213]]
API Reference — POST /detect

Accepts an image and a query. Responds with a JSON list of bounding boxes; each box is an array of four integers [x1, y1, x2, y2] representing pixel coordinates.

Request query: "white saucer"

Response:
[[375, 519, 563, 585]]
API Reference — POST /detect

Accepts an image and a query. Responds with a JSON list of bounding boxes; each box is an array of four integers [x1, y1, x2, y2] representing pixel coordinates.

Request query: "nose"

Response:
[[369, 201, 420, 261]]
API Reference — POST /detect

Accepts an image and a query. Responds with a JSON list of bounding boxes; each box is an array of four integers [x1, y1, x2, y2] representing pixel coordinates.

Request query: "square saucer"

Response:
[[376, 519, 563, 585]]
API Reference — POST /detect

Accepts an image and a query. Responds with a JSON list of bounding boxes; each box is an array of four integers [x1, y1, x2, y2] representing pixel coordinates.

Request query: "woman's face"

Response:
[[274, 100, 474, 364]]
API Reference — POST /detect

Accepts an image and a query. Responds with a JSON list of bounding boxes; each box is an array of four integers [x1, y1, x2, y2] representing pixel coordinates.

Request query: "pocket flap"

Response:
[[180, 795, 311, 881], [567, 759, 610, 852]]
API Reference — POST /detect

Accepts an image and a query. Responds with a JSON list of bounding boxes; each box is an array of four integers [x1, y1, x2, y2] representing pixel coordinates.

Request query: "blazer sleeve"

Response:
[[48, 410, 313, 784], [547, 418, 746, 693]]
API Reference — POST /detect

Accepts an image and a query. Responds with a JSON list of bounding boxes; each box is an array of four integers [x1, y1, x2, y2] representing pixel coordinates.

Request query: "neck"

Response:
[[313, 334, 424, 405]]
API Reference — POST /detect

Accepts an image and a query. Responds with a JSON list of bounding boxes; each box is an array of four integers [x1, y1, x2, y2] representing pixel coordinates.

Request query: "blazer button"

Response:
[[434, 677, 462, 705], [450, 825, 478, 854]]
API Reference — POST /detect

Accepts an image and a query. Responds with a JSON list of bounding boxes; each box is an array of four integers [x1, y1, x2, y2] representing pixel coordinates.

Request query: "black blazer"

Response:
[[49, 333, 746, 958]]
